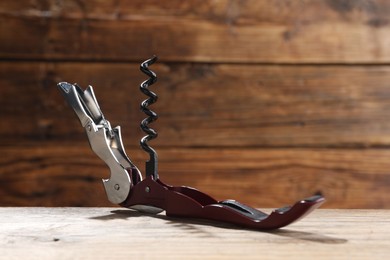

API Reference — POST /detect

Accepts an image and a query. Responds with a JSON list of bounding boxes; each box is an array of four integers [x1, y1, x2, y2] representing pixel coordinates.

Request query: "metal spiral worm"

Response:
[[139, 56, 159, 179]]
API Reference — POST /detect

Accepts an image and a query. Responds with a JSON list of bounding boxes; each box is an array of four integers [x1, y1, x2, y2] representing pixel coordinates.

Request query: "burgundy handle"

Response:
[[121, 175, 325, 230]]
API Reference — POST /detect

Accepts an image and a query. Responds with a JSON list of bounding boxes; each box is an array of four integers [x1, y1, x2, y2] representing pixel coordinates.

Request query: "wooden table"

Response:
[[0, 208, 389, 259]]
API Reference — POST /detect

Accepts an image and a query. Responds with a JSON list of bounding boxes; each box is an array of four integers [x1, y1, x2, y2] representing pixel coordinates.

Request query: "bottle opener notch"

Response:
[[58, 56, 325, 230]]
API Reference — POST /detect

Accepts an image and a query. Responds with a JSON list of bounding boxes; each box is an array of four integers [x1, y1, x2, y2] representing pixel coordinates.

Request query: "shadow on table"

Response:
[[90, 209, 347, 244], [269, 229, 347, 244]]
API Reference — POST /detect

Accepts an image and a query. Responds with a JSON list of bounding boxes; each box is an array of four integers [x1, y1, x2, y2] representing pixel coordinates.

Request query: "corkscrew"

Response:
[[58, 56, 325, 230], [139, 56, 159, 180]]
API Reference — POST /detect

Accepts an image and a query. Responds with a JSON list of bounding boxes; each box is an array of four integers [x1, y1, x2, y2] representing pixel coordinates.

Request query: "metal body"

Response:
[[58, 82, 140, 204], [58, 57, 325, 230]]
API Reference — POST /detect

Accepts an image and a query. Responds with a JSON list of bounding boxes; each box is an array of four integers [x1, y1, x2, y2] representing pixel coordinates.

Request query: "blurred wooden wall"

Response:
[[1, 0, 390, 208]]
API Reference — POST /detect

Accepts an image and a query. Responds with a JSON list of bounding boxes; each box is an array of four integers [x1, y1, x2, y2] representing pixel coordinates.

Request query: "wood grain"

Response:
[[2, 62, 390, 148], [1, 144, 389, 208], [2, 1, 390, 209], [1, 208, 389, 259], [1, 0, 390, 63]]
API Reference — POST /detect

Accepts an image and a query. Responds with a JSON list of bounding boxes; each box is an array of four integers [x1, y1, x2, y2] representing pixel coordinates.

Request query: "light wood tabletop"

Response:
[[0, 208, 389, 259]]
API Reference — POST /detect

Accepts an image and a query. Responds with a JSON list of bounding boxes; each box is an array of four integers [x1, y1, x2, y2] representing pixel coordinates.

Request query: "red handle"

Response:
[[121, 175, 325, 230]]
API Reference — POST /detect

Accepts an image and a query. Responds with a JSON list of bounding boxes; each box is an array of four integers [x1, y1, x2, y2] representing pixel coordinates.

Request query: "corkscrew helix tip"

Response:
[[139, 56, 159, 179]]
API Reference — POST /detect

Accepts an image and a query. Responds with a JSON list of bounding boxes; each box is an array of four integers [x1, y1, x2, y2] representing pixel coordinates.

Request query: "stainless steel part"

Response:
[[58, 82, 140, 204], [130, 205, 164, 214]]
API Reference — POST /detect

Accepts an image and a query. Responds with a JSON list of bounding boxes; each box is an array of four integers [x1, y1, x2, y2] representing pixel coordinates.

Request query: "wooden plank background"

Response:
[[1, 0, 390, 208]]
